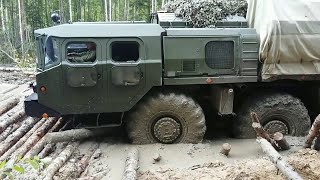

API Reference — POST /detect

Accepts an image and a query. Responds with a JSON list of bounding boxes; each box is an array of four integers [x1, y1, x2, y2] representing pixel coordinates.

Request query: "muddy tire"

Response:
[[126, 92, 206, 144], [233, 93, 311, 139]]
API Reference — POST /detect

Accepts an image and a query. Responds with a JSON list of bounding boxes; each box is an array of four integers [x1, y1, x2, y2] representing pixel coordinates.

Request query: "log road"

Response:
[[0, 83, 310, 180]]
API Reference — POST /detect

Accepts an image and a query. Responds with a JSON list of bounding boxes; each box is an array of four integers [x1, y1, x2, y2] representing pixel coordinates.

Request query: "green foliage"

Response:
[[0, 0, 166, 67], [0, 155, 45, 179]]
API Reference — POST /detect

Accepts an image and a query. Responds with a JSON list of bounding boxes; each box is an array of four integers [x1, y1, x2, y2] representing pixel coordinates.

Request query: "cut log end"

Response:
[[220, 143, 231, 156], [273, 132, 290, 151]]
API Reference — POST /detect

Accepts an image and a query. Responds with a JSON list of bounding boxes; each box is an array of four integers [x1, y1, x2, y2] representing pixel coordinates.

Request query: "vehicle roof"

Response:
[[34, 23, 165, 38]]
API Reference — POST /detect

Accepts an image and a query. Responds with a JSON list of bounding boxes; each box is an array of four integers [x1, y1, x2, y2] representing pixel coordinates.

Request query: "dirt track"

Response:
[[0, 70, 320, 179]]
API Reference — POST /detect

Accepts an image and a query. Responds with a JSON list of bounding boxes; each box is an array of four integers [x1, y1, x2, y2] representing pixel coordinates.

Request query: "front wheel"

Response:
[[126, 92, 206, 144], [233, 93, 311, 139]]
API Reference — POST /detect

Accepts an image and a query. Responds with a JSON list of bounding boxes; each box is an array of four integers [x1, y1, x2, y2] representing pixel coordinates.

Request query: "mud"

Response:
[[0, 74, 319, 180]]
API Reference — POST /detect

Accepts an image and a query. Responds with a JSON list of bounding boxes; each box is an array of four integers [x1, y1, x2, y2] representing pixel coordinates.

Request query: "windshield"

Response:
[[44, 36, 58, 68]]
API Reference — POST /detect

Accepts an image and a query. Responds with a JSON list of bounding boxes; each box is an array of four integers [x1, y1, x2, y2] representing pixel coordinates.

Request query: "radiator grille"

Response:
[[205, 41, 234, 69]]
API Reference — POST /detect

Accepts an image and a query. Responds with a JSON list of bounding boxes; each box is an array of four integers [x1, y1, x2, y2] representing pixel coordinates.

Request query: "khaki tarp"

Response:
[[246, 0, 320, 80]]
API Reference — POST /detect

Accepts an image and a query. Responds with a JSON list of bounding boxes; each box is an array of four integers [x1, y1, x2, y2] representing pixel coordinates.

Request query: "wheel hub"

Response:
[[264, 120, 289, 135], [153, 117, 181, 143]]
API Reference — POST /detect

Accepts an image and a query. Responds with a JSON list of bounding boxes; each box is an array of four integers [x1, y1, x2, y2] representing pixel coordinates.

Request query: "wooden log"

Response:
[[251, 113, 272, 142], [0, 122, 21, 142], [0, 118, 46, 162], [220, 143, 231, 156], [122, 148, 139, 180], [257, 138, 303, 180], [0, 105, 25, 133], [11, 117, 58, 161], [25, 118, 65, 159], [29, 129, 106, 157], [273, 132, 290, 150], [38, 144, 54, 159], [314, 134, 320, 151], [76, 143, 99, 177], [43, 142, 80, 180], [304, 114, 320, 148], [0, 117, 38, 157], [0, 97, 19, 115], [0, 93, 11, 102], [0, 125, 13, 142]]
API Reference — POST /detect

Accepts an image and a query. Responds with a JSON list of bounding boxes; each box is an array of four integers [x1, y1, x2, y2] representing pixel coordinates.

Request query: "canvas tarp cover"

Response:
[[246, 0, 320, 80]]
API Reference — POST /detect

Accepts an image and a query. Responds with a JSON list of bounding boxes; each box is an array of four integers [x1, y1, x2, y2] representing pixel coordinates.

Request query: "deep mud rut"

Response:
[[0, 70, 320, 180]]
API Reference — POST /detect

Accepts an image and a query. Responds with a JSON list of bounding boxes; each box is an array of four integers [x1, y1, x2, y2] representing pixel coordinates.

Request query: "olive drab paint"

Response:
[[27, 18, 259, 117]]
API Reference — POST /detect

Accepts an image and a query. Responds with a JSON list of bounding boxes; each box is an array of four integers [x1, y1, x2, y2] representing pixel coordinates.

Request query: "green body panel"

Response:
[[33, 21, 259, 116], [163, 28, 259, 84], [35, 23, 163, 115]]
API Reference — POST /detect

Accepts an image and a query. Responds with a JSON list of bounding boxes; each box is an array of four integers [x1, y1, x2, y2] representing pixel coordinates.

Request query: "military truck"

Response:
[[25, 4, 320, 144]]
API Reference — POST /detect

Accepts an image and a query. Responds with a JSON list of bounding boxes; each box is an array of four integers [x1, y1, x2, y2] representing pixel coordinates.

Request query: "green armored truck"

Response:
[[24, 7, 320, 144]]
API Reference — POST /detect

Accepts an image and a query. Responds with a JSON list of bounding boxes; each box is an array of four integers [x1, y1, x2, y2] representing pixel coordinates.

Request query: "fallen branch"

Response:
[[0, 97, 19, 115], [304, 114, 320, 148], [29, 128, 106, 157], [273, 132, 290, 150], [220, 143, 231, 156], [0, 105, 26, 133], [122, 148, 139, 180], [43, 142, 80, 180], [257, 138, 302, 180], [0, 117, 38, 157], [0, 118, 45, 161]]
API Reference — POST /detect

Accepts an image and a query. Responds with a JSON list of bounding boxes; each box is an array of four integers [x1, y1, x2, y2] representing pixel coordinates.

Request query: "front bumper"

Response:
[[24, 93, 60, 117]]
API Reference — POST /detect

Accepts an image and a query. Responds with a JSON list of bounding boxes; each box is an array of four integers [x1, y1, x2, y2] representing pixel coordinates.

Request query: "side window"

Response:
[[205, 41, 234, 69], [111, 41, 139, 62], [66, 42, 97, 63]]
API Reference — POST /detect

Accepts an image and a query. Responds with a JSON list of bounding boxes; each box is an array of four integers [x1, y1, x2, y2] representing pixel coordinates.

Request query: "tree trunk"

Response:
[[0, 118, 46, 162], [0, 96, 19, 116], [104, 0, 107, 21], [68, 0, 72, 22], [124, 0, 126, 21], [122, 148, 139, 180], [17, 0, 24, 55], [256, 138, 302, 180], [304, 114, 320, 148], [161, 0, 165, 7], [43, 142, 80, 180], [109, 0, 112, 21], [0, 0, 5, 31], [0, 117, 38, 157]]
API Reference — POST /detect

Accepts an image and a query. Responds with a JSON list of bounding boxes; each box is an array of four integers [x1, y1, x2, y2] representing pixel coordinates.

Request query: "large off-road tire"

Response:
[[126, 92, 206, 144], [233, 93, 311, 139]]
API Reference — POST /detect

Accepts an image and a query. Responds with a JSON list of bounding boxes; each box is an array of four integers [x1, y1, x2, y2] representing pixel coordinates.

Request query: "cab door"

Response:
[[61, 39, 104, 114], [106, 38, 146, 112]]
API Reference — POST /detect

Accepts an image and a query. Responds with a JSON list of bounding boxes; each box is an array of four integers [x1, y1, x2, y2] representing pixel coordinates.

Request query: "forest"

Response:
[[0, 0, 167, 67]]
